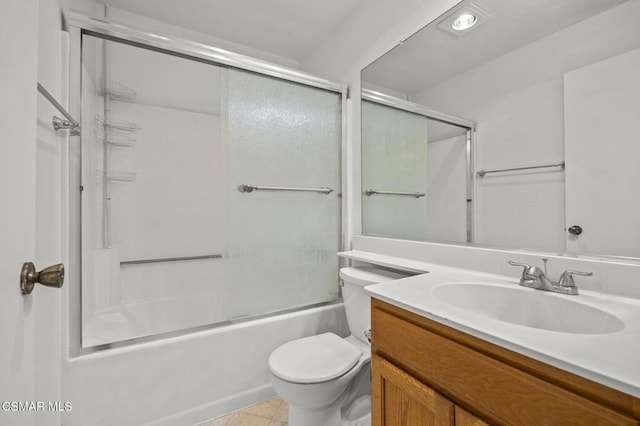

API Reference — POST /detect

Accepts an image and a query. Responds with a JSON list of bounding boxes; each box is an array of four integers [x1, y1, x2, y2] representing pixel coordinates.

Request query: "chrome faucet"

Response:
[[508, 260, 592, 295]]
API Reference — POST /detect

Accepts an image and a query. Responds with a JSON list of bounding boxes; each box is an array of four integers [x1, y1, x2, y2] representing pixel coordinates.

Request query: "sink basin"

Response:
[[432, 283, 625, 334]]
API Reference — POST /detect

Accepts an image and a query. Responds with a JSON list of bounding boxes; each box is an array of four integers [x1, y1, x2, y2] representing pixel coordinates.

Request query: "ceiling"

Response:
[[362, 0, 630, 95], [96, 0, 364, 62]]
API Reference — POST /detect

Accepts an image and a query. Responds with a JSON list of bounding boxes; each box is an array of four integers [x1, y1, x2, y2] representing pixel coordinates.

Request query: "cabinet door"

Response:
[[373, 354, 454, 425], [455, 406, 489, 426]]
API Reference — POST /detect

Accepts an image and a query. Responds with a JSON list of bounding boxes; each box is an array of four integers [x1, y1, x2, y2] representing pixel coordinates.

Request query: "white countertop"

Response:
[[364, 262, 640, 398]]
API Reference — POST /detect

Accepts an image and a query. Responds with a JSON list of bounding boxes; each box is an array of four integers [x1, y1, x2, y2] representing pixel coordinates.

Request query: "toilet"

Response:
[[269, 265, 410, 426]]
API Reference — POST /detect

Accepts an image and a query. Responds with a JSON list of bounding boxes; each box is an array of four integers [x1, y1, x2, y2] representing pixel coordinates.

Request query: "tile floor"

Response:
[[198, 397, 288, 426]]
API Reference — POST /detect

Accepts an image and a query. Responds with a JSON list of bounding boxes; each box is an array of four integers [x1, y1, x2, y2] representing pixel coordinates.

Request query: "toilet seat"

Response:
[[269, 332, 362, 384]]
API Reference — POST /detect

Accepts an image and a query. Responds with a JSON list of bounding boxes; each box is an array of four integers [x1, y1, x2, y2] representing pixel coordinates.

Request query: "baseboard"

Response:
[[145, 384, 277, 426]]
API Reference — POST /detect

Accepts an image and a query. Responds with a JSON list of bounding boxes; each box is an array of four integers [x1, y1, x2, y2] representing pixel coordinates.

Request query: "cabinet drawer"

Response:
[[372, 304, 637, 426]]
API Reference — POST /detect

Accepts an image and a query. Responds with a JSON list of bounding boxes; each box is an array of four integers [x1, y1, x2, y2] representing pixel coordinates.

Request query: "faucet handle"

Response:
[[508, 260, 534, 280], [558, 270, 593, 288], [508, 260, 540, 274], [508, 260, 546, 283], [508, 260, 531, 274]]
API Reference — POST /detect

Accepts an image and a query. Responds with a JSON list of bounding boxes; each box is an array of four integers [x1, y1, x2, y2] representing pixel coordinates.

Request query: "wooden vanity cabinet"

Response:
[[371, 299, 640, 426]]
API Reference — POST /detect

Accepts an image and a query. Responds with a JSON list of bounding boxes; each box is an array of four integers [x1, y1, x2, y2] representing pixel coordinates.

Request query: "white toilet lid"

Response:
[[269, 332, 362, 384]]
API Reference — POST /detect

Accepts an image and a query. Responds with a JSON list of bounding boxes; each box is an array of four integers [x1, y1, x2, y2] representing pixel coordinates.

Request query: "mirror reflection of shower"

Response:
[[361, 93, 473, 244]]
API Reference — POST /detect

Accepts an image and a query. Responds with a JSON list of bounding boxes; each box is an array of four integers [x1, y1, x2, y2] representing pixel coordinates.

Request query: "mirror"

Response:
[[361, 0, 640, 260]]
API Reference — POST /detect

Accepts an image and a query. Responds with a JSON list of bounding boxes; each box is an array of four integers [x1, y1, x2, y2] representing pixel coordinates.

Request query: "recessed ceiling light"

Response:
[[437, 2, 492, 38], [452, 13, 477, 31]]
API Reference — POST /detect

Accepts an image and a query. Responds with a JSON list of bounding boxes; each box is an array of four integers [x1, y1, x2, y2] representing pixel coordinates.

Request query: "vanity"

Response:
[[363, 265, 640, 425]]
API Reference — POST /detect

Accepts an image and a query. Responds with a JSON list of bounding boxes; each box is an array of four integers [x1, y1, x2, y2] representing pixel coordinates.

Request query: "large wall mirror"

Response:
[[361, 0, 640, 260]]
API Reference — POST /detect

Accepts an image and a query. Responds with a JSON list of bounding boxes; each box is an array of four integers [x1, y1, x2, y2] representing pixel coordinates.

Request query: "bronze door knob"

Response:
[[20, 262, 64, 294]]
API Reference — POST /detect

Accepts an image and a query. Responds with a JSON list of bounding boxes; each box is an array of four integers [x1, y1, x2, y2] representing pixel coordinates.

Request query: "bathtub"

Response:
[[63, 302, 348, 425]]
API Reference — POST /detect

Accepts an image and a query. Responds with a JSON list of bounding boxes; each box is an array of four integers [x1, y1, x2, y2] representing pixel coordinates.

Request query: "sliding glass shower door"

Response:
[[226, 69, 342, 319], [80, 34, 342, 347]]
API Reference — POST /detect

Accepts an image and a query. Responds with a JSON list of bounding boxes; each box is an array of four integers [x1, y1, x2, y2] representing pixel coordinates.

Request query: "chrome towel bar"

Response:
[[120, 254, 222, 266], [477, 161, 565, 177], [238, 184, 334, 194], [365, 189, 425, 198], [37, 82, 81, 135]]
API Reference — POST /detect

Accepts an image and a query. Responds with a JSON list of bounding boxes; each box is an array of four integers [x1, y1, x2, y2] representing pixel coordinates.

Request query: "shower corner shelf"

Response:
[[96, 115, 141, 132], [96, 170, 138, 182], [99, 79, 137, 101], [103, 135, 137, 147], [97, 128, 137, 147]]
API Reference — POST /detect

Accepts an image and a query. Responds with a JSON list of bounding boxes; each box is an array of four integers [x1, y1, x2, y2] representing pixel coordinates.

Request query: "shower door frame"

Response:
[[67, 12, 349, 354]]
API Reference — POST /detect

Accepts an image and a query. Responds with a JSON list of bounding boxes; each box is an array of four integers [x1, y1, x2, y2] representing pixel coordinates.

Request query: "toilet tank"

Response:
[[339, 266, 411, 344]]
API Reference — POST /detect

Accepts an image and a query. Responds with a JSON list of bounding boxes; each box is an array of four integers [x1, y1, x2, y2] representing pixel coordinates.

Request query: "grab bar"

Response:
[[477, 161, 565, 177], [365, 189, 425, 198], [238, 184, 334, 194], [120, 254, 222, 266], [37, 82, 81, 135]]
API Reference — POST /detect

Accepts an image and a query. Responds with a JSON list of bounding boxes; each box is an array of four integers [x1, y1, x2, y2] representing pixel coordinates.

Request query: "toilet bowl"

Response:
[[268, 266, 410, 426]]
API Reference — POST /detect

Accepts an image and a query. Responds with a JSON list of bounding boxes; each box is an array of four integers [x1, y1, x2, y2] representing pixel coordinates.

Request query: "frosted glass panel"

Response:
[[362, 101, 428, 240], [226, 69, 342, 318]]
